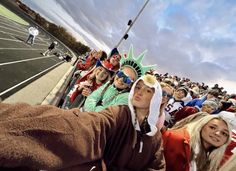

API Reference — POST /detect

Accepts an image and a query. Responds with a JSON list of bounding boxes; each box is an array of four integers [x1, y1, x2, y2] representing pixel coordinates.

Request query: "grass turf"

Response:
[[0, 5, 29, 25]]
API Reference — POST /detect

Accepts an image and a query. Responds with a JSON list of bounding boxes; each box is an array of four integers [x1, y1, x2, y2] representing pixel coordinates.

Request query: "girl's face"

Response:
[[201, 119, 229, 150], [162, 86, 173, 105], [94, 51, 103, 59], [174, 89, 186, 100], [95, 67, 109, 82], [202, 104, 215, 114], [132, 80, 155, 110], [113, 67, 136, 90], [110, 54, 121, 66]]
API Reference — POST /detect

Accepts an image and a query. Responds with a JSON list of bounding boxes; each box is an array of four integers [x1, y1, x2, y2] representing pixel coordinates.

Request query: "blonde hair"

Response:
[[160, 82, 174, 94], [186, 115, 232, 171]]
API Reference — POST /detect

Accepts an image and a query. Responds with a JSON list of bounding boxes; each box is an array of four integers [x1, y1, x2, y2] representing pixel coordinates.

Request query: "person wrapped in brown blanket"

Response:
[[0, 74, 165, 171]]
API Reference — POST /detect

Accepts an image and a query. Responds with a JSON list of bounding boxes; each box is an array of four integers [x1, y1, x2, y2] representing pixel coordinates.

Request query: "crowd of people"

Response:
[[0, 45, 236, 171]]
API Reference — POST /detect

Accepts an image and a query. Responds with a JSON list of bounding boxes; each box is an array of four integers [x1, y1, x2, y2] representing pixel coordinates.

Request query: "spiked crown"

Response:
[[120, 45, 156, 78]]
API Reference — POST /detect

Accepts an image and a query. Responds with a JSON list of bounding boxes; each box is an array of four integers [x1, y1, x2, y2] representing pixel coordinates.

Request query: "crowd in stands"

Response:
[[59, 45, 236, 170], [0, 45, 236, 171]]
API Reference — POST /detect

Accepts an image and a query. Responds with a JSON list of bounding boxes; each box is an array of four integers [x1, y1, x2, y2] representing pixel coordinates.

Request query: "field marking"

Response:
[[0, 47, 44, 50], [0, 61, 64, 96], [0, 30, 49, 42], [0, 55, 56, 66], [0, 37, 49, 46]]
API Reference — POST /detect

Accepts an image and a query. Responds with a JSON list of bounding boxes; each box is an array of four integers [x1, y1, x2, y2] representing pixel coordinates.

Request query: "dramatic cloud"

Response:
[[21, 0, 236, 93]]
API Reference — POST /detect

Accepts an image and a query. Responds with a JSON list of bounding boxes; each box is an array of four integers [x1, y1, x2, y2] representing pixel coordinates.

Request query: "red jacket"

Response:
[[162, 128, 191, 171], [77, 56, 96, 71], [70, 71, 101, 103], [221, 131, 236, 166]]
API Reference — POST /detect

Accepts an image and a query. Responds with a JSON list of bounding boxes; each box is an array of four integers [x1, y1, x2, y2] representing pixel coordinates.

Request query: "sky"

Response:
[[21, 0, 236, 94]]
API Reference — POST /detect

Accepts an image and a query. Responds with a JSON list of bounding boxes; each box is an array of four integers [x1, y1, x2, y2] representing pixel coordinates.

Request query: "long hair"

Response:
[[186, 115, 232, 171], [88, 66, 111, 84]]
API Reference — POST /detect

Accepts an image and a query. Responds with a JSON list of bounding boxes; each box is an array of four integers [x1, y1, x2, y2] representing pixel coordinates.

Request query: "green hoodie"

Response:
[[84, 82, 129, 112]]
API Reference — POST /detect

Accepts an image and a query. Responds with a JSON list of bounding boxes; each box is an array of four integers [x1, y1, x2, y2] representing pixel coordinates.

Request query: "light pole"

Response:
[[115, 0, 150, 48]]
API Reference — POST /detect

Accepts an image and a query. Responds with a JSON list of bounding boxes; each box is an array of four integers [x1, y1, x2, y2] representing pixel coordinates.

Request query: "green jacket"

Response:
[[84, 82, 129, 112]]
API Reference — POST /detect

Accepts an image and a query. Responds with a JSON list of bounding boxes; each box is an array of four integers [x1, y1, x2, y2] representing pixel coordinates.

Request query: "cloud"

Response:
[[21, 0, 236, 93]]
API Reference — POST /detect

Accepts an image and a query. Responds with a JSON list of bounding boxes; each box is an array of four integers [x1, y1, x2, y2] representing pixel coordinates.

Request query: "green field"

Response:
[[0, 5, 28, 25]]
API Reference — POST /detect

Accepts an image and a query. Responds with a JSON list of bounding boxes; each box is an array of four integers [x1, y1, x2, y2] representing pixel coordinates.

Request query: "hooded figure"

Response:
[[128, 74, 162, 137], [0, 74, 165, 171]]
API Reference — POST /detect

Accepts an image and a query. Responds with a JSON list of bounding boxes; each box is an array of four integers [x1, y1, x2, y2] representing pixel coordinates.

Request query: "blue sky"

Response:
[[21, 0, 236, 93]]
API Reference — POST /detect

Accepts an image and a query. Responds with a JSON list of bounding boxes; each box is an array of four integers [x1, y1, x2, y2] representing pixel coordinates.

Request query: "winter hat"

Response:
[[128, 74, 162, 136], [120, 45, 156, 78], [218, 111, 236, 129], [95, 60, 115, 76], [174, 106, 199, 123], [177, 86, 189, 97], [202, 100, 219, 111]]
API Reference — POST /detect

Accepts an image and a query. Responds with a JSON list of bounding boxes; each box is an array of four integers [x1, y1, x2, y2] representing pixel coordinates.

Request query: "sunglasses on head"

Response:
[[117, 71, 133, 85], [162, 90, 172, 99]]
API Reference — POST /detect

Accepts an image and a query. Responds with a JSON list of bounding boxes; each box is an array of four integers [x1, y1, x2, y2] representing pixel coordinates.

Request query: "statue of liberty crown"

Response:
[[120, 45, 156, 78]]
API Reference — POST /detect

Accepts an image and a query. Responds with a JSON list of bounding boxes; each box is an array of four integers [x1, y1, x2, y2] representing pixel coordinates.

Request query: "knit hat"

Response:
[[202, 100, 219, 111], [177, 86, 189, 97], [120, 45, 156, 78], [128, 74, 162, 136]]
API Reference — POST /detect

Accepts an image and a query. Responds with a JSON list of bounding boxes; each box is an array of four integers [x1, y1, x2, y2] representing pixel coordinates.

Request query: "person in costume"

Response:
[[162, 112, 233, 171], [0, 74, 165, 171], [61, 60, 115, 109], [84, 45, 156, 112]]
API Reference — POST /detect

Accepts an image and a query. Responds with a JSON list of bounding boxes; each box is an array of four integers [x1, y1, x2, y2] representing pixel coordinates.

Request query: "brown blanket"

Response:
[[0, 103, 165, 171]]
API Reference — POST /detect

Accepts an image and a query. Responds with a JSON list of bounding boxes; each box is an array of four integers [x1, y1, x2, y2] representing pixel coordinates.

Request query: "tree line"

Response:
[[16, 0, 90, 55]]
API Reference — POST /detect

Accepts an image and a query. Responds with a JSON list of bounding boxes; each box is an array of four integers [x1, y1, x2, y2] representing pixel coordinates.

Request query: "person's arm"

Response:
[[84, 83, 108, 111], [186, 98, 197, 106], [0, 102, 122, 170]]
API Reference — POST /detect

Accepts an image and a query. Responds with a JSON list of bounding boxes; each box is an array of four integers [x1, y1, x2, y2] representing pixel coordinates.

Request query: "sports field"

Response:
[[0, 5, 75, 104], [0, 4, 28, 25]]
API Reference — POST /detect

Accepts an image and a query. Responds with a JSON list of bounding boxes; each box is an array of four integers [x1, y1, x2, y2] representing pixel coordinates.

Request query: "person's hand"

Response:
[[82, 87, 92, 97]]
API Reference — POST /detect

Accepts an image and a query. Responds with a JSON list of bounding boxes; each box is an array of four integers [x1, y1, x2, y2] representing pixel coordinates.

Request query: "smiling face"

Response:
[[174, 89, 186, 100], [94, 50, 103, 59], [131, 80, 155, 110], [202, 104, 215, 114], [95, 67, 109, 82], [201, 118, 229, 150]]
